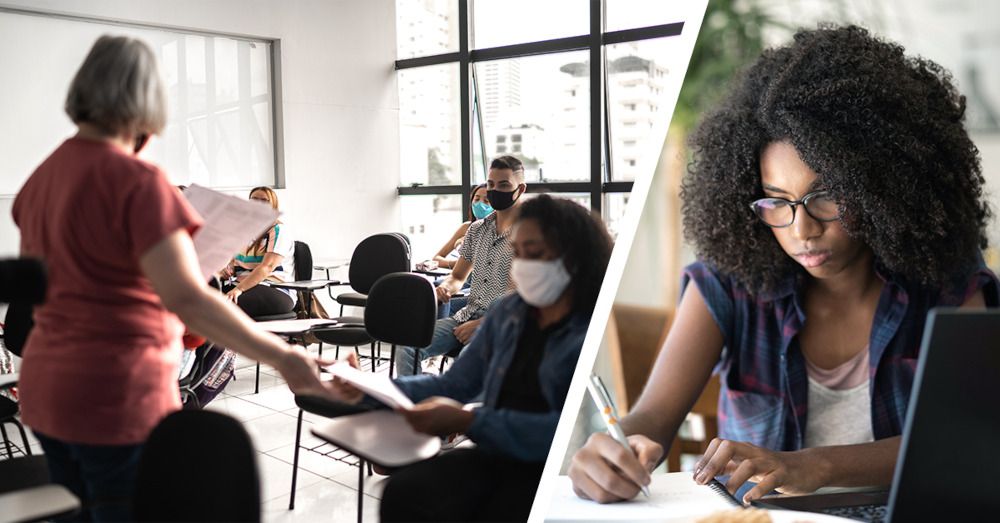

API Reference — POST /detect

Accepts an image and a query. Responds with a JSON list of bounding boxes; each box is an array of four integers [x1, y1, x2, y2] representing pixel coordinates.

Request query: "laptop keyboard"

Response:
[[821, 504, 888, 523]]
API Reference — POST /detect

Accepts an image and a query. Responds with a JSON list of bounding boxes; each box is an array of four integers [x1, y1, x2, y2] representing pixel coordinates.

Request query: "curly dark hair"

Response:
[[516, 195, 613, 314], [682, 25, 990, 293]]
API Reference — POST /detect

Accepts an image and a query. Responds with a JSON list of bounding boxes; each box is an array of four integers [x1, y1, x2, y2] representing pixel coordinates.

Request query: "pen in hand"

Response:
[[586, 374, 651, 498]]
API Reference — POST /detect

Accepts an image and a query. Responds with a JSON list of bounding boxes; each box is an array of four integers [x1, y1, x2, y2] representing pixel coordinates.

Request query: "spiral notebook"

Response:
[[544, 472, 741, 521]]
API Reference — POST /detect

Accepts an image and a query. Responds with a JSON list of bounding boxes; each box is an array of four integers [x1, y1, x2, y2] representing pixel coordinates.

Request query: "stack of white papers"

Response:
[[325, 362, 414, 410], [182, 184, 280, 280]]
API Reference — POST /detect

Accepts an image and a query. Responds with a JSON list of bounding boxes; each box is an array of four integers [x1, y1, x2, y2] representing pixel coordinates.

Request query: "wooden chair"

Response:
[[607, 303, 721, 472]]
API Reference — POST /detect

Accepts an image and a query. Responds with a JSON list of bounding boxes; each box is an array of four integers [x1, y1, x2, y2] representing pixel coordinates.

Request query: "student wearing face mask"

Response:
[[419, 184, 491, 320], [328, 194, 613, 521], [422, 183, 492, 271], [396, 156, 528, 376]]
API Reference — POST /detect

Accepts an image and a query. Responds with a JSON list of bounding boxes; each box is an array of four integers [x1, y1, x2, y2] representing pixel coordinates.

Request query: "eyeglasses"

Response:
[[749, 190, 840, 228]]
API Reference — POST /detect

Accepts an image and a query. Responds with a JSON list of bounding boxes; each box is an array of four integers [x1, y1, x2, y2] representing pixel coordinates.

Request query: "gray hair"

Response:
[[65, 35, 167, 136]]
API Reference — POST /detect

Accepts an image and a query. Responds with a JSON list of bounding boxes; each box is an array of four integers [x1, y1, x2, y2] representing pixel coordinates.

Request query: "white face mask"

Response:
[[511, 257, 571, 307]]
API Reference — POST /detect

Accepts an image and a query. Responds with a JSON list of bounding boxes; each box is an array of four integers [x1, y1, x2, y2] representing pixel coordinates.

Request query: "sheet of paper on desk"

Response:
[[544, 474, 734, 522], [325, 363, 414, 410], [182, 184, 280, 280]]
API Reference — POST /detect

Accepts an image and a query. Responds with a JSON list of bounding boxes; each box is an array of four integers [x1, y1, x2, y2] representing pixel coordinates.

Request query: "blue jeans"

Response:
[[34, 431, 144, 522], [396, 316, 464, 376], [436, 295, 469, 320]]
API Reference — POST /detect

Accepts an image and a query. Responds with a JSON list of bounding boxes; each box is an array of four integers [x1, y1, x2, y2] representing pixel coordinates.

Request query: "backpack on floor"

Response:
[[190, 345, 237, 408]]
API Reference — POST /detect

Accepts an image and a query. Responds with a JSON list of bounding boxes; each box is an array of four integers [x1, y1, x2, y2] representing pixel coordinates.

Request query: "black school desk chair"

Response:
[[133, 410, 260, 522], [0, 454, 80, 522], [249, 240, 334, 393], [288, 272, 436, 517], [0, 258, 46, 458], [315, 233, 411, 372]]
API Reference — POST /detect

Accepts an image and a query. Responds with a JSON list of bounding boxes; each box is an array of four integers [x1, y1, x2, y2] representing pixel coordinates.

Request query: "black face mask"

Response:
[[487, 186, 521, 211]]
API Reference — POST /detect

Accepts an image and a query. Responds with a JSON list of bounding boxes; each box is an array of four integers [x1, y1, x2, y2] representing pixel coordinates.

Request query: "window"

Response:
[[472, 0, 588, 49], [607, 36, 690, 181], [0, 8, 281, 194], [475, 52, 590, 183], [400, 194, 464, 262], [395, 0, 686, 235], [398, 64, 462, 186], [397, 0, 459, 59]]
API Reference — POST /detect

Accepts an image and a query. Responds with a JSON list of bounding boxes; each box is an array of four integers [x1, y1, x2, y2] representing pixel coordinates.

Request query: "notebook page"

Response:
[[545, 473, 735, 522]]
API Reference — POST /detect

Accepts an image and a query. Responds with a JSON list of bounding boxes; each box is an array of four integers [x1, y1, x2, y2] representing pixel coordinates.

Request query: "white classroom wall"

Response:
[[0, 0, 401, 266]]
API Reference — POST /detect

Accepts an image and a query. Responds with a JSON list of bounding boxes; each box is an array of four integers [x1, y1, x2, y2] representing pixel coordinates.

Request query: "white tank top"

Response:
[[803, 346, 875, 448]]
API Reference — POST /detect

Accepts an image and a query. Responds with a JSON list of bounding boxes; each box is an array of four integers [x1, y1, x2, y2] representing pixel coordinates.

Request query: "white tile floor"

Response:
[[0, 345, 442, 523]]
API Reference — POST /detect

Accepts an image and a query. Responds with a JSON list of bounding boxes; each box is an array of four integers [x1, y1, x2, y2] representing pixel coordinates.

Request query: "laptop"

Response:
[[753, 309, 1000, 522]]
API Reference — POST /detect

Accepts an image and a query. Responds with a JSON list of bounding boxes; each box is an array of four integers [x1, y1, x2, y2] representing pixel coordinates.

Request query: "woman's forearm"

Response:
[[174, 286, 291, 366], [803, 436, 900, 488], [432, 256, 455, 268], [619, 408, 685, 453], [236, 263, 274, 290]]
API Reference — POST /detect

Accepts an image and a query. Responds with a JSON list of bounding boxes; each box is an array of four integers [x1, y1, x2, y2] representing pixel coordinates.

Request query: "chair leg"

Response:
[[0, 424, 13, 458], [367, 461, 373, 476], [12, 419, 32, 456], [370, 343, 376, 373], [389, 345, 396, 379], [254, 361, 261, 394], [357, 458, 365, 523], [318, 342, 323, 358], [289, 409, 304, 510]]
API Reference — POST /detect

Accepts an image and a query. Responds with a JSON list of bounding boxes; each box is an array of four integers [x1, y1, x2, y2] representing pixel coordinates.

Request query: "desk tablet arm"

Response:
[[0, 373, 18, 391], [266, 279, 340, 291], [294, 394, 374, 418]]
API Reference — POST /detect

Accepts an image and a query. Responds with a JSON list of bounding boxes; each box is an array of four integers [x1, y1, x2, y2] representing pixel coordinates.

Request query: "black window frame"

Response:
[[394, 0, 684, 220]]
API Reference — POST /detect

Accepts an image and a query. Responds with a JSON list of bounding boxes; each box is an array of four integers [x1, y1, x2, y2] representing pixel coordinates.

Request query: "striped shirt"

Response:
[[454, 213, 514, 323], [682, 260, 998, 451], [234, 223, 296, 302]]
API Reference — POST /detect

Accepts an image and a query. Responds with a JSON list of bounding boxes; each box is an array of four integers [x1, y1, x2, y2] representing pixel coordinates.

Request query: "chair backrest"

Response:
[[133, 410, 260, 522], [293, 240, 313, 281], [364, 272, 436, 347], [0, 258, 46, 358], [608, 303, 674, 412], [347, 234, 411, 294]]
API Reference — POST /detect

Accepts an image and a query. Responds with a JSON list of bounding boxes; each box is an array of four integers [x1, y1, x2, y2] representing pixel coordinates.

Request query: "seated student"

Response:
[[568, 25, 998, 506], [221, 186, 297, 317], [332, 194, 613, 521], [422, 184, 491, 320], [396, 156, 527, 376], [423, 183, 492, 271], [12, 35, 336, 521]]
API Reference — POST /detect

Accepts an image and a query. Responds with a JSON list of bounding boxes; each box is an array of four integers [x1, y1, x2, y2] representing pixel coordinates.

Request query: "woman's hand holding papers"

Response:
[[271, 347, 341, 400], [568, 432, 662, 503], [325, 352, 366, 404], [400, 396, 474, 437]]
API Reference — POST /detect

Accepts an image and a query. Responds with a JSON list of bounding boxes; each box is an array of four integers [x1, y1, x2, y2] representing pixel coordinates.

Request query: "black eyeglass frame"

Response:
[[749, 190, 840, 228]]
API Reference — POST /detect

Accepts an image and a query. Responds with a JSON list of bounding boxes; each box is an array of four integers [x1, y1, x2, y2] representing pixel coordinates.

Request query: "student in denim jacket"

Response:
[[332, 195, 613, 521], [568, 25, 998, 505]]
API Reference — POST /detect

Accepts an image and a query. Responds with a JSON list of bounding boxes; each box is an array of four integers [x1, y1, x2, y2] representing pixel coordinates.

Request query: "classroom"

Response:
[[0, 1, 696, 521], [4, 0, 1000, 522]]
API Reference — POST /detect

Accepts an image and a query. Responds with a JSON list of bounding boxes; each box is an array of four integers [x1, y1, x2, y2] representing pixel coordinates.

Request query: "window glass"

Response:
[[396, 0, 460, 59], [400, 194, 465, 263], [476, 51, 590, 183], [472, 0, 588, 49], [399, 64, 462, 186], [605, 0, 690, 32], [606, 37, 687, 181]]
